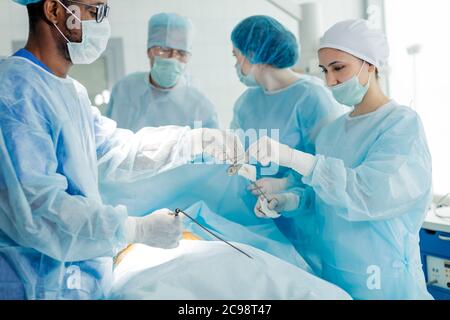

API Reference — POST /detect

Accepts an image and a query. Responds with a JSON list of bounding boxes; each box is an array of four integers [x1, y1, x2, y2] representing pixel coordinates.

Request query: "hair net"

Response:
[[319, 19, 389, 68], [147, 13, 194, 53], [231, 15, 300, 69], [12, 0, 42, 5]]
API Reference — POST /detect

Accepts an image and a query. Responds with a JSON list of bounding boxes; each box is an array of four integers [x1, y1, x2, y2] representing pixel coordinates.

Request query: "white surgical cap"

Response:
[[147, 13, 194, 53], [319, 19, 389, 68]]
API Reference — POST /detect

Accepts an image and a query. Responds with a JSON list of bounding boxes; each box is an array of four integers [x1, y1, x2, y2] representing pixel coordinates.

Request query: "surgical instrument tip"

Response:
[[175, 208, 253, 260]]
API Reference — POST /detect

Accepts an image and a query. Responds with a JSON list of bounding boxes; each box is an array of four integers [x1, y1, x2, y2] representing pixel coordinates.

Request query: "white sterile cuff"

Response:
[[289, 150, 318, 177], [282, 193, 301, 212], [190, 128, 204, 158], [260, 199, 281, 218], [124, 217, 138, 244], [237, 164, 257, 182]]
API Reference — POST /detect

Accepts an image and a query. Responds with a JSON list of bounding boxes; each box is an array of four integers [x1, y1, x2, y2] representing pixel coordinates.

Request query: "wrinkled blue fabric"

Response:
[[102, 76, 345, 275], [302, 101, 433, 299], [100, 165, 309, 270], [0, 57, 193, 299], [106, 72, 218, 131], [0, 254, 25, 300], [231, 15, 299, 68], [184, 202, 310, 270], [231, 76, 342, 155]]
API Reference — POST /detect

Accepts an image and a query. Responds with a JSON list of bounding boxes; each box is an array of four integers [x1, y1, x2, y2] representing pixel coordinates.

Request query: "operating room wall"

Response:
[[0, 0, 365, 129]]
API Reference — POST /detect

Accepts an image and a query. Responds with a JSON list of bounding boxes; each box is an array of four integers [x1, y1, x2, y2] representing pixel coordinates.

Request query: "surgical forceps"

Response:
[[174, 208, 253, 260]]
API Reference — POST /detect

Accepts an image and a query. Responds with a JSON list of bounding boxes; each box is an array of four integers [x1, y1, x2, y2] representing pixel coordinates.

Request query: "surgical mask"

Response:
[[331, 62, 372, 106], [235, 63, 259, 87], [53, 0, 111, 65], [150, 57, 186, 88]]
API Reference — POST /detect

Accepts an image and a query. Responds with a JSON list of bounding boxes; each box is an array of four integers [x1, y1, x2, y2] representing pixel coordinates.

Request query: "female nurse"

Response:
[[248, 19, 433, 300], [230, 15, 345, 272]]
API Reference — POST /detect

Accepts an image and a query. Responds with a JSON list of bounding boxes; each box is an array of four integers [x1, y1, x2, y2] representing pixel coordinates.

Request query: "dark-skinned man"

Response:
[[0, 0, 244, 299]]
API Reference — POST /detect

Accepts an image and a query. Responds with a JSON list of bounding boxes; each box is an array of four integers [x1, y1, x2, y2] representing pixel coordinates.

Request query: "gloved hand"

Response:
[[247, 177, 289, 196], [254, 193, 300, 219], [247, 136, 318, 177], [191, 128, 245, 164], [124, 209, 183, 249]]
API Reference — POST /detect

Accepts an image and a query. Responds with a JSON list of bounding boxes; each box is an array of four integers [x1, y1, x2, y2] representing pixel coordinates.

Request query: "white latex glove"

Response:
[[254, 193, 300, 219], [237, 164, 257, 182], [247, 136, 318, 177], [247, 177, 289, 196], [124, 209, 183, 249], [191, 128, 245, 164]]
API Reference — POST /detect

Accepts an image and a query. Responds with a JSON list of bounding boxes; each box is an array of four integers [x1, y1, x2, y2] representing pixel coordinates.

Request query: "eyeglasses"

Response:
[[151, 46, 191, 62], [67, 0, 110, 23]]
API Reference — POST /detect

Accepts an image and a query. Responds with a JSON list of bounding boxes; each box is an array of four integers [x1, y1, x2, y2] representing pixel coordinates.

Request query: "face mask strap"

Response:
[[56, 0, 82, 23], [366, 72, 373, 87], [357, 61, 366, 77], [357, 61, 372, 87], [240, 60, 255, 78], [53, 22, 70, 43], [53, 0, 83, 44], [236, 51, 251, 76]]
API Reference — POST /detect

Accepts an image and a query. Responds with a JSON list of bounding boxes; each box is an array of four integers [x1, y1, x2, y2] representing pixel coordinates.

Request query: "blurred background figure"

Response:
[[106, 12, 218, 131]]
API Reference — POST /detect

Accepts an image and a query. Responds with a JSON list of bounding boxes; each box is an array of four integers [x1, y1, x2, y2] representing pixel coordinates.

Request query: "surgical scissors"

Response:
[[226, 135, 245, 176], [226, 141, 278, 216], [227, 163, 243, 176]]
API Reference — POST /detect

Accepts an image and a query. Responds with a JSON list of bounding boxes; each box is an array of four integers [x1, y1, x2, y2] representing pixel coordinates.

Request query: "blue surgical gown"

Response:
[[302, 101, 433, 299], [231, 76, 343, 155], [0, 57, 193, 299], [105, 72, 219, 131], [231, 76, 346, 272]]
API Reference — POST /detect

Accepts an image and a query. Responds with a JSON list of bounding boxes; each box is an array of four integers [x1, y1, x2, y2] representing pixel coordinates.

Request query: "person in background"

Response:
[[106, 12, 218, 131], [230, 15, 346, 273]]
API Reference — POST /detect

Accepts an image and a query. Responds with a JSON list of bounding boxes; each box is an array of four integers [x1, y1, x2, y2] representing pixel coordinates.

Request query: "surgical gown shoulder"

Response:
[[316, 101, 430, 157], [322, 101, 424, 135], [112, 71, 213, 102], [0, 57, 89, 102], [0, 57, 93, 131], [0, 57, 50, 103], [234, 77, 344, 122], [111, 72, 147, 92]]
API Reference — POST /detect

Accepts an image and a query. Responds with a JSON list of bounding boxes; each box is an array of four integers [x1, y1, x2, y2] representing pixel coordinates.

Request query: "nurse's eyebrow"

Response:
[[328, 61, 342, 67], [319, 61, 342, 69]]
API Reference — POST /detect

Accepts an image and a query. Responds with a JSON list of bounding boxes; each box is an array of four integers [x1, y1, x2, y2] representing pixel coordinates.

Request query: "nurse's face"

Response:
[[318, 48, 372, 87], [232, 48, 252, 75]]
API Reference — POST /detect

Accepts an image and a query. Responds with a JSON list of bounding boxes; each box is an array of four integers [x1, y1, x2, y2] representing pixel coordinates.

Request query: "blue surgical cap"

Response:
[[12, 0, 42, 5], [147, 13, 194, 53], [231, 15, 300, 69]]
